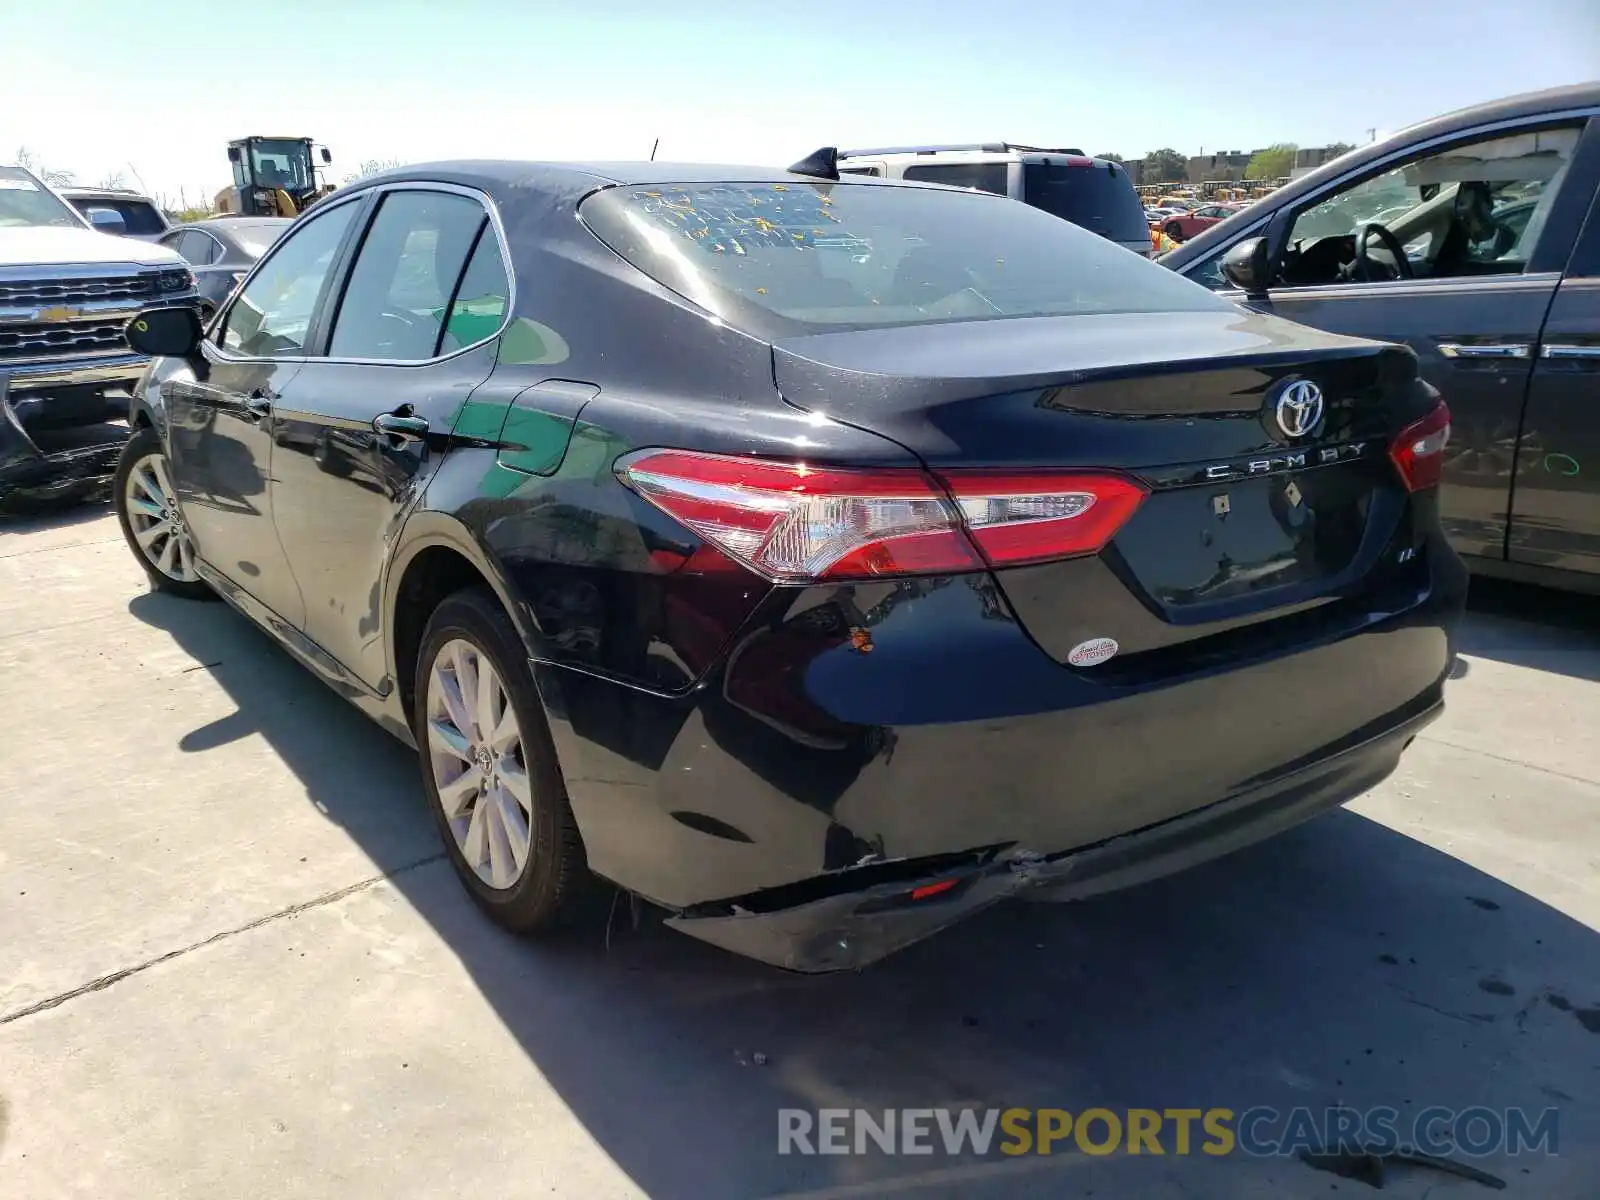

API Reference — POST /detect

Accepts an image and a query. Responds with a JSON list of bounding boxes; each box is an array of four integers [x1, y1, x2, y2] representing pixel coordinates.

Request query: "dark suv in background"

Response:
[[836, 143, 1154, 257]]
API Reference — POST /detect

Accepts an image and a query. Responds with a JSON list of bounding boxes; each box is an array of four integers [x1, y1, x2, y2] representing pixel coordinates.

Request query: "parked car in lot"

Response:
[[0, 165, 198, 510], [1161, 202, 1243, 242], [113, 159, 1464, 971], [157, 216, 291, 320], [1162, 82, 1600, 592], [836, 143, 1156, 257], [58, 186, 171, 240]]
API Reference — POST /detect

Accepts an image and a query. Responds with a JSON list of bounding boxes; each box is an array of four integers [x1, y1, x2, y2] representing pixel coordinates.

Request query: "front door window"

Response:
[[219, 201, 358, 357], [1277, 125, 1580, 287]]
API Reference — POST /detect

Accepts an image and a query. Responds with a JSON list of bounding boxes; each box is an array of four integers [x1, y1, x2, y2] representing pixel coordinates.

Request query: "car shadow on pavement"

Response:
[[1460, 577, 1600, 682], [0, 496, 113, 539], [128, 590, 1600, 1200]]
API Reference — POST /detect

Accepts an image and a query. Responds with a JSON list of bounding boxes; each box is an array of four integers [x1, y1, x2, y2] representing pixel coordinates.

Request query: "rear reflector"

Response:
[[1389, 401, 1451, 491], [619, 449, 1147, 582]]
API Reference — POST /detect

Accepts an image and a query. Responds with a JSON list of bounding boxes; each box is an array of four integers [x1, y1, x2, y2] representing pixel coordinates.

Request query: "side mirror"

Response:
[[227, 146, 242, 163], [85, 206, 127, 235], [320, 146, 332, 164], [1220, 237, 1273, 300], [127, 307, 204, 358]]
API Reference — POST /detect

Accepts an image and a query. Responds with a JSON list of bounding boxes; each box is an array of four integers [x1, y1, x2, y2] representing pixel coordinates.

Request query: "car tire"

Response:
[[412, 587, 595, 933], [113, 425, 214, 599], [1164, 221, 1185, 242]]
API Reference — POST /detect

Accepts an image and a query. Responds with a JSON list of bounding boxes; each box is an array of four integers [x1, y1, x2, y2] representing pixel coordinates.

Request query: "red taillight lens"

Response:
[[937, 470, 1148, 568], [619, 450, 1146, 582], [1389, 401, 1451, 492]]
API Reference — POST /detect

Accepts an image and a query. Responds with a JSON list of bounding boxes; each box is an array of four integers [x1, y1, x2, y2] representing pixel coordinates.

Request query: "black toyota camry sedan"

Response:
[[114, 157, 1465, 972]]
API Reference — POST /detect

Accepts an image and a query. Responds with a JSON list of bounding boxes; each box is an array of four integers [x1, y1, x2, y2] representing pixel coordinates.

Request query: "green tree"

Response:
[[1325, 141, 1355, 157], [1095, 152, 1124, 163], [1247, 143, 1298, 179], [1141, 148, 1187, 184]]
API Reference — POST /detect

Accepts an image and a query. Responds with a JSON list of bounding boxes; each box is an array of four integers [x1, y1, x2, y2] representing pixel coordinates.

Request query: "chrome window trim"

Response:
[[206, 181, 515, 370]]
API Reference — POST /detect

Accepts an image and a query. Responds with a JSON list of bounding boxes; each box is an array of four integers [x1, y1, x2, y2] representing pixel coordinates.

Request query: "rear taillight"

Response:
[[1389, 401, 1451, 492], [619, 450, 1147, 582]]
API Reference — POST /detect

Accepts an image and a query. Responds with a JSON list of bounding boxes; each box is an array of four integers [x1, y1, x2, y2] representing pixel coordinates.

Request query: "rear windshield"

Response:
[[67, 197, 167, 235], [229, 221, 289, 257], [1022, 162, 1150, 242], [580, 180, 1226, 337]]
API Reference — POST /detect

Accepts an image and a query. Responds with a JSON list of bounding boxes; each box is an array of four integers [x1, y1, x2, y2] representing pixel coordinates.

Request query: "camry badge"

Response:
[[1272, 379, 1324, 440]]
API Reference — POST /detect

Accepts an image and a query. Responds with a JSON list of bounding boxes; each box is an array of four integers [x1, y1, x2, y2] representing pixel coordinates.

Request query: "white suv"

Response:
[[836, 143, 1154, 257]]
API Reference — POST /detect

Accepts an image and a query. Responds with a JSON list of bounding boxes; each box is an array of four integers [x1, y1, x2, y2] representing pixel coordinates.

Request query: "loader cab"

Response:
[[224, 137, 333, 217]]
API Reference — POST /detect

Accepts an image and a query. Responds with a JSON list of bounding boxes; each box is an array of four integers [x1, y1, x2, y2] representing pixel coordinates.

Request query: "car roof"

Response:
[[59, 187, 156, 201], [345, 159, 937, 207], [1167, 82, 1600, 263], [194, 215, 292, 226]]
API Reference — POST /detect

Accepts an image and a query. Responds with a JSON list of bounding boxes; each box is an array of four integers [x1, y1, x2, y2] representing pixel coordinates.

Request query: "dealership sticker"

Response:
[[1068, 637, 1119, 667]]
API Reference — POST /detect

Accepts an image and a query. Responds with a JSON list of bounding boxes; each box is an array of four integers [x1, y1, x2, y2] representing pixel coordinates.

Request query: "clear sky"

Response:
[[4, 0, 1596, 204]]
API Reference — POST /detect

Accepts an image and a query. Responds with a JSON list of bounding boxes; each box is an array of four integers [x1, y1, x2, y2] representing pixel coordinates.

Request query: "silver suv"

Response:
[[0, 165, 198, 508], [836, 143, 1154, 257]]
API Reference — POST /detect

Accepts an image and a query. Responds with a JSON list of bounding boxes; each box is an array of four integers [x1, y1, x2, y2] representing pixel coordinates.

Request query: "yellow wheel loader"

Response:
[[213, 137, 336, 218]]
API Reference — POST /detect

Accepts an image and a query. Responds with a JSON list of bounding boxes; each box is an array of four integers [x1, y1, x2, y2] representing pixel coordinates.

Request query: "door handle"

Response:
[[1437, 343, 1531, 359], [244, 396, 272, 420], [1540, 343, 1600, 360], [373, 412, 430, 442]]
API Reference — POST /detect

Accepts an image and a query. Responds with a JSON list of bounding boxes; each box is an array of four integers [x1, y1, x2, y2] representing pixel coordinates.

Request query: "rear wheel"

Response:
[[413, 588, 593, 932], [113, 426, 212, 599]]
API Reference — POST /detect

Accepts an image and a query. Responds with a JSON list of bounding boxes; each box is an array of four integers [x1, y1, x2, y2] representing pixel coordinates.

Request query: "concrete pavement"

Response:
[[1, 506, 1597, 1198]]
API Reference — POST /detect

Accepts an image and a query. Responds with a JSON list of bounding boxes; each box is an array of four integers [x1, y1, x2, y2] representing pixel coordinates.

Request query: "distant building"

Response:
[[1289, 144, 1351, 179], [1187, 150, 1255, 183], [1188, 143, 1352, 183]]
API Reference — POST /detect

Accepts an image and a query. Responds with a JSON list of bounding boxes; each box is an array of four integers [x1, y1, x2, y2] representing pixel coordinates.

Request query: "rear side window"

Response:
[[328, 190, 489, 361], [172, 230, 218, 265], [901, 163, 1008, 196], [1022, 162, 1150, 243], [72, 198, 167, 235], [580, 180, 1227, 338], [438, 227, 511, 354]]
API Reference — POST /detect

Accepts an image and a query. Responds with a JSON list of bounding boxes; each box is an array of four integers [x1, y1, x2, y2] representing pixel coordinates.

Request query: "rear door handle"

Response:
[[1437, 343, 1531, 359], [1540, 343, 1600, 360], [373, 412, 430, 442], [244, 396, 272, 420]]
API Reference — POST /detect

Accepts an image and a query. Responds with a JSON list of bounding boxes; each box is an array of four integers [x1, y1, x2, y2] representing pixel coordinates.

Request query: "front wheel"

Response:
[[1164, 221, 1185, 242], [413, 587, 595, 932], [113, 426, 212, 599]]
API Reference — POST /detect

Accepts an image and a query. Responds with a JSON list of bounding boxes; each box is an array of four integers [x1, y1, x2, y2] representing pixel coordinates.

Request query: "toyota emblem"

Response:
[[1272, 380, 1324, 440]]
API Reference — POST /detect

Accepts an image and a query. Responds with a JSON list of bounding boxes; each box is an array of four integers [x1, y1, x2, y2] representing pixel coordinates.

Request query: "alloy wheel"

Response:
[[425, 638, 533, 889], [123, 451, 198, 583]]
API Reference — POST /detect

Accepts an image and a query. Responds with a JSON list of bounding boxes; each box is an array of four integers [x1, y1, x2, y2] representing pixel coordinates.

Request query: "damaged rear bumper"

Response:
[[667, 699, 1439, 972]]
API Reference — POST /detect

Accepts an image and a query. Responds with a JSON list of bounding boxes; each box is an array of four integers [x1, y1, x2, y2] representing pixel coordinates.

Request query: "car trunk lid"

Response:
[[772, 309, 1435, 665]]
